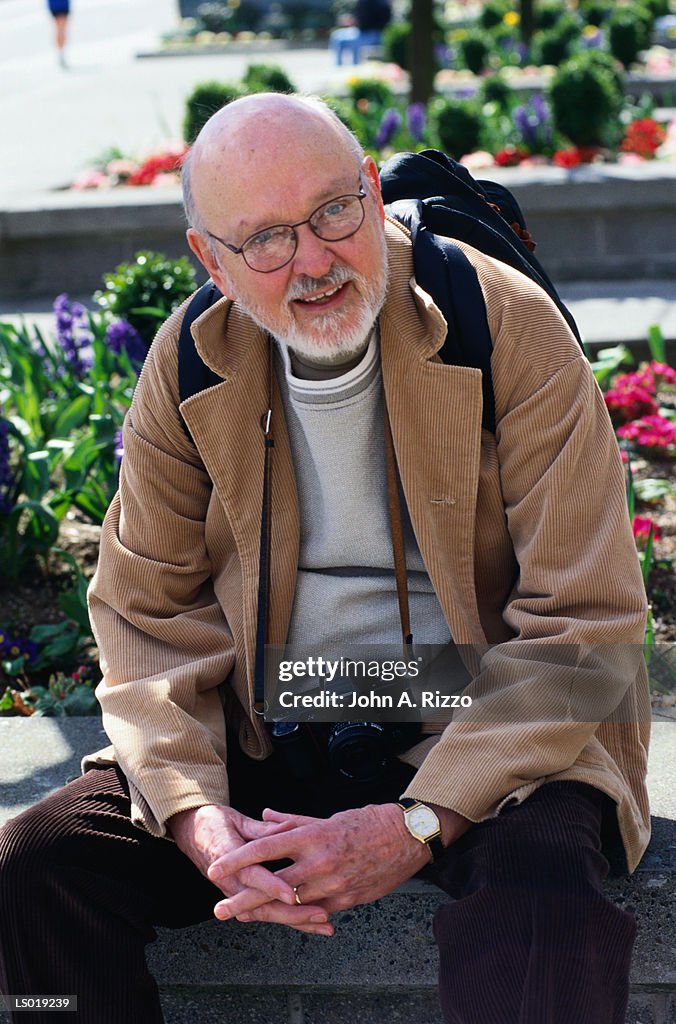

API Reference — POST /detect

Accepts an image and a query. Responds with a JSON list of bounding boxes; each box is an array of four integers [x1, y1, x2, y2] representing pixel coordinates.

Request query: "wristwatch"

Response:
[[398, 797, 444, 862]]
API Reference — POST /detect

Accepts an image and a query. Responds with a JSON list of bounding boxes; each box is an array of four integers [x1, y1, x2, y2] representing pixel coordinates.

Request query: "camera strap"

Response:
[[383, 401, 413, 658], [253, 341, 414, 713], [253, 337, 275, 716]]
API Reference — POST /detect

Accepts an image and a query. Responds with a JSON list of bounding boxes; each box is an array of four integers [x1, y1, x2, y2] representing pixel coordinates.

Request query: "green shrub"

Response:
[[196, 0, 261, 33], [577, 0, 612, 26], [183, 80, 246, 144], [477, 73, 514, 112], [641, 0, 670, 17], [535, 1, 569, 31], [322, 96, 369, 148], [94, 252, 198, 350], [382, 21, 410, 68], [530, 14, 582, 66], [478, 0, 513, 31], [548, 50, 624, 147], [241, 63, 296, 93], [459, 29, 493, 75], [348, 77, 395, 108], [196, 2, 233, 32], [429, 97, 482, 158], [607, 5, 653, 68]]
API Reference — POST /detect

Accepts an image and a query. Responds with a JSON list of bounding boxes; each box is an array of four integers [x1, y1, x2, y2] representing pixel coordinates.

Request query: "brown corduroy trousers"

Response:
[[0, 746, 637, 1024]]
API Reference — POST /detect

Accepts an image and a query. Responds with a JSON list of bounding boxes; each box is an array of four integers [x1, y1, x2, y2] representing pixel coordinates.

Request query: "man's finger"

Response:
[[262, 807, 317, 827], [231, 900, 332, 929], [215, 889, 328, 921], [238, 815, 298, 841], [210, 832, 302, 878], [207, 860, 297, 905]]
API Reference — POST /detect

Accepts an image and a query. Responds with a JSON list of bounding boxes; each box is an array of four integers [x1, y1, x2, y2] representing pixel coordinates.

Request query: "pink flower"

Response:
[[460, 151, 496, 170], [71, 169, 109, 190], [632, 516, 661, 546], [105, 158, 138, 178], [617, 415, 676, 454], [604, 385, 658, 425]]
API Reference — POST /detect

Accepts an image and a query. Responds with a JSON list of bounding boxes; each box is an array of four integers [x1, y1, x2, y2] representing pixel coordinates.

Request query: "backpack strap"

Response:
[[388, 199, 496, 434], [177, 279, 223, 440]]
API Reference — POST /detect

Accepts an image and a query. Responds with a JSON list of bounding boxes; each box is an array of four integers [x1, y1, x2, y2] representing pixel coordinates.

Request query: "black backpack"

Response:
[[177, 149, 582, 435]]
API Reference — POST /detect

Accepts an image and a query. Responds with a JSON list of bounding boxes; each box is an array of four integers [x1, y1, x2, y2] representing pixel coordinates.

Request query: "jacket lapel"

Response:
[[179, 303, 300, 677], [381, 224, 488, 646]]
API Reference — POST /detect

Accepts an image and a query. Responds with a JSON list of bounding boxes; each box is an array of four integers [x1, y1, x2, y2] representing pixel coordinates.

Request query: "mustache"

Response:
[[286, 265, 353, 303]]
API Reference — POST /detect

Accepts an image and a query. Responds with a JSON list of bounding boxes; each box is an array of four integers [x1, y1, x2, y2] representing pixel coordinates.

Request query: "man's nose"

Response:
[[291, 224, 334, 278]]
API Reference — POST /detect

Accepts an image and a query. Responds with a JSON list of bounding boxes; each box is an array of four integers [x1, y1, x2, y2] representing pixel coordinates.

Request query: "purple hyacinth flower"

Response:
[[105, 319, 147, 368], [53, 293, 93, 377], [375, 108, 402, 150], [407, 103, 427, 143], [114, 429, 124, 466], [0, 418, 16, 516]]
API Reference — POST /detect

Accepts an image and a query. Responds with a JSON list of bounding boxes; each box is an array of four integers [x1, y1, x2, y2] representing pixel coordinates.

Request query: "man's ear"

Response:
[[186, 229, 233, 296], [362, 155, 385, 223]]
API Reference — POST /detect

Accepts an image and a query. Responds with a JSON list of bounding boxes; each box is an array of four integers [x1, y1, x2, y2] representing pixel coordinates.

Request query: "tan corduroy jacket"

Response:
[[87, 219, 651, 872]]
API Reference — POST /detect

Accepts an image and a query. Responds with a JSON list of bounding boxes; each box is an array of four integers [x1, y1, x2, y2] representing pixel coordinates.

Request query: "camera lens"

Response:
[[327, 721, 390, 782]]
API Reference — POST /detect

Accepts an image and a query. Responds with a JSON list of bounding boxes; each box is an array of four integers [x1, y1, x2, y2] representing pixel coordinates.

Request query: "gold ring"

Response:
[[293, 886, 303, 906]]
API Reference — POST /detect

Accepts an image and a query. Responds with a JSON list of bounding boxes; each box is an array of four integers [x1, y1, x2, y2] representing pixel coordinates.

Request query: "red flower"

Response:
[[553, 146, 600, 168], [620, 118, 667, 160], [126, 146, 189, 186], [494, 146, 529, 167], [632, 515, 661, 546]]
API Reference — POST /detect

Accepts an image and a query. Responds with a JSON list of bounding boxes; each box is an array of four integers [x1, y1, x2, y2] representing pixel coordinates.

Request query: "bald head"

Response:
[[182, 93, 364, 234]]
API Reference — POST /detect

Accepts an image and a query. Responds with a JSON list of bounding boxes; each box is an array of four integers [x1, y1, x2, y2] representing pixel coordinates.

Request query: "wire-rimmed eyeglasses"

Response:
[[205, 185, 367, 273]]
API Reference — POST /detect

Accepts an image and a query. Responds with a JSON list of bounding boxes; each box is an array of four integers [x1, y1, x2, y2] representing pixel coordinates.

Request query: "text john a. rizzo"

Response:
[[277, 691, 473, 709]]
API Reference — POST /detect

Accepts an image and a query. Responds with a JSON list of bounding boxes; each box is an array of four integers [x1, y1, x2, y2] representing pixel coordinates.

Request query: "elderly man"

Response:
[[0, 93, 650, 1024]]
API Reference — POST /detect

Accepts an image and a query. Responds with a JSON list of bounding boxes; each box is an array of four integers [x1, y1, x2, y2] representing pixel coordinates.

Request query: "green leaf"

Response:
[[53, 394, 92, 436], [33, 691, 65, 717], [642, 525, 654, 587], [63, 684, 99, 716], [40, 632, 79, 660], [30, 622, 72, 642], [2, 656, 27, 677], [647, 325, 666, 364], [58, 589, 92, 635], [634, 477, 674, 506], [0, 688, 15, 711], [625, 457, 635, 522]]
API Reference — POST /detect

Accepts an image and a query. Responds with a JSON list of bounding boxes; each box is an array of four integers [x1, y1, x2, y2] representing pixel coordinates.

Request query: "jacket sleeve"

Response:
[[402, 252, 649, 822], [88, 305, 235, 836]]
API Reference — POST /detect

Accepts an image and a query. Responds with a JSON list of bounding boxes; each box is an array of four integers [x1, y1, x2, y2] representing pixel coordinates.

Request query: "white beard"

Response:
[[229, 241, 388, 367]]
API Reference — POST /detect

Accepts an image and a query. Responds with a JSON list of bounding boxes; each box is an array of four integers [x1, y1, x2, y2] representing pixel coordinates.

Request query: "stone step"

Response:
[[0, 718, 673, 1023]]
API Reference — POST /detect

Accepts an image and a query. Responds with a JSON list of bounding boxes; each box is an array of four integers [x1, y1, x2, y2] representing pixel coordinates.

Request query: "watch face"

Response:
[[406, 804, 440, 841]]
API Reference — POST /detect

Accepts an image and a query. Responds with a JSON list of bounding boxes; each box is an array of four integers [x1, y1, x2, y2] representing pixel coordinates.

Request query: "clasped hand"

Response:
[[169, 802, 430, 937]]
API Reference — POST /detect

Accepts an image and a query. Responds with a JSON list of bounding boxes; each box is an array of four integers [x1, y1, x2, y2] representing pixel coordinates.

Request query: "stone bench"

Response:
[[0, 717, 674, 1023]]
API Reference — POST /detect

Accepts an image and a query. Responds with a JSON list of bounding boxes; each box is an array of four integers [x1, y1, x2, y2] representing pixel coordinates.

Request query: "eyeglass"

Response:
[[205, 185, 367, 273]]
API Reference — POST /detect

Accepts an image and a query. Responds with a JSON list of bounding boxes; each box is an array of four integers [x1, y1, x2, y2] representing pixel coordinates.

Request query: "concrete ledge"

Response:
[[1, 165, 675, 303], [0, 718, 673, 1023]]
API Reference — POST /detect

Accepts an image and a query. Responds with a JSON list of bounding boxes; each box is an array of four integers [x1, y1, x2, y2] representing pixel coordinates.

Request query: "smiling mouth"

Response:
[[294, 282, 348, 306]]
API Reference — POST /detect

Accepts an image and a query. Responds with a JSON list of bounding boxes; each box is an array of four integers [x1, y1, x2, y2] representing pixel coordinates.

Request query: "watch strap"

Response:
[[398, 797, 445, 862]]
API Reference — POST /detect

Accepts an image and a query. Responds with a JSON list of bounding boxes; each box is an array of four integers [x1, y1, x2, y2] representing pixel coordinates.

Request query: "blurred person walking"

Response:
[[47, 0, 70, 69]]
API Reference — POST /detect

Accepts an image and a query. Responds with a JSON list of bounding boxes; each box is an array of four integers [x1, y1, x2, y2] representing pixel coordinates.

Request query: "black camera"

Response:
[[269, 719, 421, 784]]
